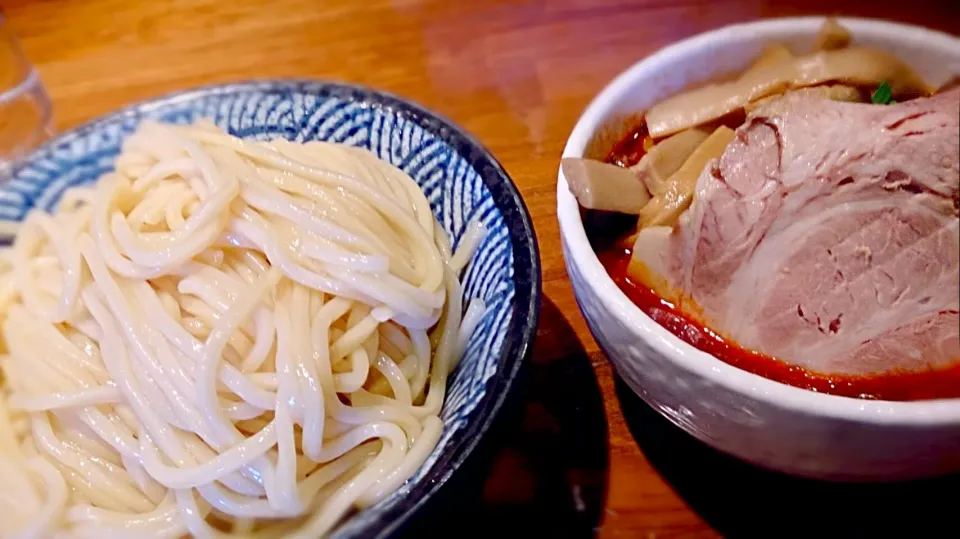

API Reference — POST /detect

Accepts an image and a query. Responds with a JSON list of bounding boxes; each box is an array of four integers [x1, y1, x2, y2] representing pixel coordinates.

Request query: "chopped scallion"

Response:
[[871, 81, 894, 105]]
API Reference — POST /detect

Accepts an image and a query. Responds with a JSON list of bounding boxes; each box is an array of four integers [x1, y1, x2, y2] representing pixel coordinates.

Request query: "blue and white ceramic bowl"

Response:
[[4, 80, 541, 537]]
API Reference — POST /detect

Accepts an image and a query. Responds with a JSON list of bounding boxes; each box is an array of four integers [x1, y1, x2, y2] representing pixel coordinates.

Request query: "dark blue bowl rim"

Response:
[[13, 79, 542, 537]]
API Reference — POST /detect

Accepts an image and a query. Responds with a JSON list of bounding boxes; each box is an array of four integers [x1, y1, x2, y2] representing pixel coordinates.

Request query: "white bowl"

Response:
[[557, 17, 960, 481]]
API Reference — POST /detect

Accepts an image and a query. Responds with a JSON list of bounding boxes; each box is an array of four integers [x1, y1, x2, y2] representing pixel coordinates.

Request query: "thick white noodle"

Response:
[[0, 120, 487, 538]]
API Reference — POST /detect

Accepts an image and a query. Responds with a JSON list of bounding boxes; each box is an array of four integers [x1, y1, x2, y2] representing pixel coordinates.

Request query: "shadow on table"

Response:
[[614, 377, 960, 539], [409, 296, 609, 538]]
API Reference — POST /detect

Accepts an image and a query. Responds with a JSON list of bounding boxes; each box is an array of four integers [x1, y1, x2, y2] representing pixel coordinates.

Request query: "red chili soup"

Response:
[[591, 121, 960, 401]]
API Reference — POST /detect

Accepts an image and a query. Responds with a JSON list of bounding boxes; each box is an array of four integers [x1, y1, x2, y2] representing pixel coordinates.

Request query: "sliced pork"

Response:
[[637, 88, 960, 376]]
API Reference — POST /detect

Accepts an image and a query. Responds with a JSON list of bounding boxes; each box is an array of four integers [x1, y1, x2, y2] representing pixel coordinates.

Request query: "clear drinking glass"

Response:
[[0, 15, 52, 179]]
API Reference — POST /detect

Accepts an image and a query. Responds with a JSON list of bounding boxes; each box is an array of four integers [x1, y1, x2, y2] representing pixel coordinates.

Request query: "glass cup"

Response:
[[0, 15, 53, 179]]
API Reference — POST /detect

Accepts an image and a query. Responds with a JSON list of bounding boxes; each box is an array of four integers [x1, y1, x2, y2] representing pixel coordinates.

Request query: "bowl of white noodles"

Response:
[[0, 80, 540, 538]]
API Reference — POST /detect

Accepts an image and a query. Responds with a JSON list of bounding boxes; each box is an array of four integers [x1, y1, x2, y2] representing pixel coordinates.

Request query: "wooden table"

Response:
[[5, 1, 959, 537]]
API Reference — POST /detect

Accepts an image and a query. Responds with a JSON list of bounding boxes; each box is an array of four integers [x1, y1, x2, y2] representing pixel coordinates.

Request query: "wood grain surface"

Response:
[[4, 1, 959, 537]]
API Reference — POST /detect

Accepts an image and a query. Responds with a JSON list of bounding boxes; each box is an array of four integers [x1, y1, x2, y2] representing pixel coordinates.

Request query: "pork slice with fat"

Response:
[[637, 88, 960, 376]]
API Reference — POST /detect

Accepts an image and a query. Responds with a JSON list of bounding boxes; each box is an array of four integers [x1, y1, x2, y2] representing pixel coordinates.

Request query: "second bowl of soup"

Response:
[[558, 17, 960, 481]]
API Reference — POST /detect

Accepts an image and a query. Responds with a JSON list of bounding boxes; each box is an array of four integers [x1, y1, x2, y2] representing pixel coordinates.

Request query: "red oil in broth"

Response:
[[598, 248, 960, 401], [605, 123, 651, 168]]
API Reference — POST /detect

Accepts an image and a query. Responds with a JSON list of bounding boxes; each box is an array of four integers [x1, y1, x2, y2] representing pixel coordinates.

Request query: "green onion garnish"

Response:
[[871, 81, 894, 105]]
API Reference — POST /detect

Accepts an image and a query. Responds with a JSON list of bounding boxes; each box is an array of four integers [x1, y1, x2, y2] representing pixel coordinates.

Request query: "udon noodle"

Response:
[[0, 120, 487, 538]]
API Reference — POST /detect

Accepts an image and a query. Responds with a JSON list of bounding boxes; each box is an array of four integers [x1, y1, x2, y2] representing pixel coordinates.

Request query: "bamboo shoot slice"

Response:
[[744, 84, 865, 114], [562, 158, 651, 214], [814, 18, 852, 51], [646, 47, 930, 138], [638, 126, 735, 228], [742, 43, 794, 79], [632, 127, 710, 196]]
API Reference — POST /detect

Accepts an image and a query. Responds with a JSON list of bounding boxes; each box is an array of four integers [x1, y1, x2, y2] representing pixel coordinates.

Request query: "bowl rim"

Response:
[[10, 79, 542, 537], [557, 16, 960, 424]]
